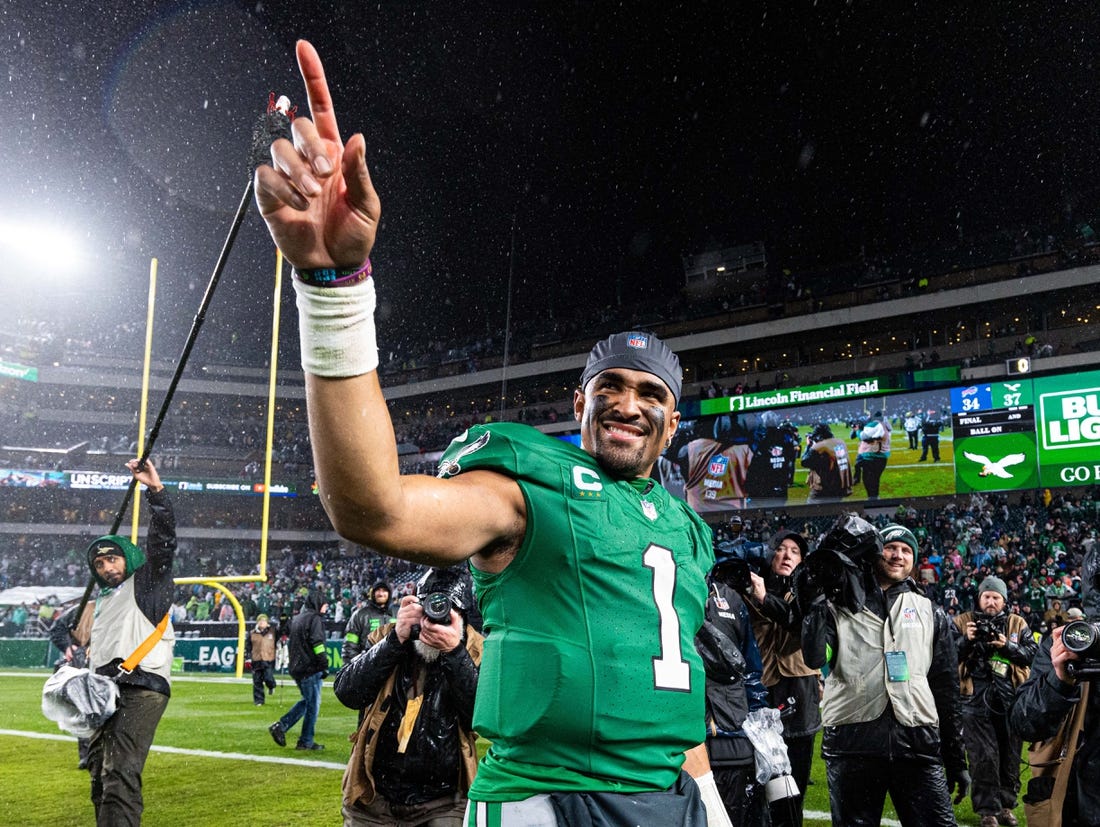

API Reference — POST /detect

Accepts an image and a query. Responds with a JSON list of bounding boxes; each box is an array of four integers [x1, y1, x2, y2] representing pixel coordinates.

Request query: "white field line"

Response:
[[0, 728, 346, 770], [2, 674, 903, 825]]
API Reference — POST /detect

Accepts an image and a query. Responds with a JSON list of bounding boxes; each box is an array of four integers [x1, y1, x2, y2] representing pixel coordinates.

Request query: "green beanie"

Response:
[[879, 524, 919, 558]]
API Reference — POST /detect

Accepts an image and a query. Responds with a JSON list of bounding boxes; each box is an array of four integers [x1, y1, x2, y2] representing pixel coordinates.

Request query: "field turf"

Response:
[[1, 669, 1019, 826]]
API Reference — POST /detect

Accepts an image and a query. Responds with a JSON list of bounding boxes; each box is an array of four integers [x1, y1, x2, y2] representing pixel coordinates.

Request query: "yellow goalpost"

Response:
[[133, 250, 287, 678]]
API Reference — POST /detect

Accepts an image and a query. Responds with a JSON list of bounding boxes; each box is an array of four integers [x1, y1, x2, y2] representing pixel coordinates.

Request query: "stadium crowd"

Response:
[[5, 486, 1096, 646]]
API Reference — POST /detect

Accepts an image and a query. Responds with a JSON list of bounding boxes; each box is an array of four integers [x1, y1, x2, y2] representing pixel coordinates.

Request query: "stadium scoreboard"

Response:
[[950, 382, 1038, 493]]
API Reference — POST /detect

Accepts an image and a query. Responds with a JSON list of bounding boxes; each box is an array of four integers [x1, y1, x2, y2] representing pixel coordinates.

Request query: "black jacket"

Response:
[[803, 576, 966, 774], [695, 578, 769, 767], [334, 625, 480, 805], [1009, 634, 1100, 826], [288, 591, 328, 680]]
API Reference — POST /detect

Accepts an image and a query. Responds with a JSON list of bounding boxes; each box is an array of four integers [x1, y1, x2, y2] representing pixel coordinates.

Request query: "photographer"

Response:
[[800, 423, 853, 502], [334, 566, 482, 827], [801, 519, 968, 826], [1009, 548, 1100, 826], [746, 530, 822, 827], [697, 558, 770, 826], [954, 576, 1036, 827]]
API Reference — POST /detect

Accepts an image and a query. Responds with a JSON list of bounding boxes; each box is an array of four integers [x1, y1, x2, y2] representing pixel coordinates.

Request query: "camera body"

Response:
[[409, 591, 455, 641], [713, 538, 770, 595], [973, 614, 1004, 644]]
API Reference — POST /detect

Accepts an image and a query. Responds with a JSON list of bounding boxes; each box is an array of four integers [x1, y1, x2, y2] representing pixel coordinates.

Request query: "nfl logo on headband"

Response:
[[581, 330, 682, 404]]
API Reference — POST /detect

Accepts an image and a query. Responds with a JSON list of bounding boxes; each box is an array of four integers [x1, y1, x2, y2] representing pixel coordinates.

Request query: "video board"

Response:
[[656, 383, 955, 511], [643, 366, 1100, 514], [1035, 369, 1100, 487], [946, 368, 1100, 492], [0, 468, 298, 496]]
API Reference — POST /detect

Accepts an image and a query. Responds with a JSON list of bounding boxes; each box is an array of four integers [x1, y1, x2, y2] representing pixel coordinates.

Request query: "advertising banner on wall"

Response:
[[1035, 369, 1100, 488]]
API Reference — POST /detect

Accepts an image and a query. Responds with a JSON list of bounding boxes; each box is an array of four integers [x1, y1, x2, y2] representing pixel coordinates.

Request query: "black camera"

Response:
[[1061, 619, 1100, 679], [973, 614, 1004, 644], [1063, 619, 1100, 657], [410, 593, 454, 641], [792, 514, 878, 613], [420, 591, 454, 624], [713, 538, 770, 595], [410, 565, 470, 640]]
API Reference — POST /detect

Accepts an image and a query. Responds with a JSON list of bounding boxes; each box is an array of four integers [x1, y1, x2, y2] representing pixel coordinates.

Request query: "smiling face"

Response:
[[575, 368, 680, 480], [875, 541, 915, 588]]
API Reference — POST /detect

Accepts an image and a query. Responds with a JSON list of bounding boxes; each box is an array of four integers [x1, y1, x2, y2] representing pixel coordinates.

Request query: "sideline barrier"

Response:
[[0, 637, 347, 674]]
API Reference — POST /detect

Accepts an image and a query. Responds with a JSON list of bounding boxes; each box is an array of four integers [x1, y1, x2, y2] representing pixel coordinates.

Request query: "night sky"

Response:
[[4, 1, 1099, 358]]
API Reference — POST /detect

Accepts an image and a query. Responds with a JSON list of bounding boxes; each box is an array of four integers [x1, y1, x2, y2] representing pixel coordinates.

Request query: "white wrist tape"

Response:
[[695, 771, 733, 827], [293, 276, 379, 377]]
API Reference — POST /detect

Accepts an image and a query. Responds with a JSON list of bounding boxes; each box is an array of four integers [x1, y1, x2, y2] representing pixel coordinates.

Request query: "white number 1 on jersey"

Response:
[[644, 543, 691, 691]]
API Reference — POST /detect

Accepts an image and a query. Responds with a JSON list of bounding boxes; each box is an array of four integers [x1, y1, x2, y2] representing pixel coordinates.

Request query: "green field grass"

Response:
[[1, 669, 1020, 826], [784, 435, 956, 506]]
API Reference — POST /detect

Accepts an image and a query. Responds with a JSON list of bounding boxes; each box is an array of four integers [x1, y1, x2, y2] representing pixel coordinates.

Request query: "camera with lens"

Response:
[[713, 537, 770, 595], [1061, 618, 1100, 679], [409, 565, 470, 641], [792, 514, 879, 613], [973, 614, 1004, 644], [420, 592, 454, 624], [409, 592, 455, 641]]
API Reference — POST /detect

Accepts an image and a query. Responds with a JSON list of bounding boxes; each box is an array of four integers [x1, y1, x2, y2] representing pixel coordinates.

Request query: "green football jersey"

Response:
[[438, 423, 714, 801]]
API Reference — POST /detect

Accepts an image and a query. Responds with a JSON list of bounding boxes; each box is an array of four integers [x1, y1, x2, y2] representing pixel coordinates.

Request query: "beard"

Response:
[[591, 433, 652, 479], [413, 617, 465, 662], [583, 401, 667, 480], [413, 640, 443, 662]]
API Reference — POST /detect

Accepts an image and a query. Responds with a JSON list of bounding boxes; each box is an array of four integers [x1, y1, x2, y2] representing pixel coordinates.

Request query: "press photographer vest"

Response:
[[90, 575, 175, 685], [821, 592, 938, 728]]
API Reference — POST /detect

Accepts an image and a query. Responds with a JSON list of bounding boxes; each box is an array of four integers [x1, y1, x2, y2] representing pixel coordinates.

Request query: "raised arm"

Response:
[[254, 41, 523, 568]]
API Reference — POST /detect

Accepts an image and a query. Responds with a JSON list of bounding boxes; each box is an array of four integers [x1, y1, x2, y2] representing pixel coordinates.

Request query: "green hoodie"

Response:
[[86, 534, 147, 589]]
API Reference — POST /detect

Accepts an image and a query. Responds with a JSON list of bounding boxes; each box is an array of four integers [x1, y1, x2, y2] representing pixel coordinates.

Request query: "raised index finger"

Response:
[[296, 40, 341, 143]]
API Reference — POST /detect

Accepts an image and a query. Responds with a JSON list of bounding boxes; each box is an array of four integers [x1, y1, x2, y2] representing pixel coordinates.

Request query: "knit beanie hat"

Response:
[[879, 524, 919, 558], [978, 576, 1008, 601], [86, 534, 145, 587]]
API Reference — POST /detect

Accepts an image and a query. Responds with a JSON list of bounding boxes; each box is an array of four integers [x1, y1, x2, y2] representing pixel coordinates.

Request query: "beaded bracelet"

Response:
[[293, 259, 372, 288]]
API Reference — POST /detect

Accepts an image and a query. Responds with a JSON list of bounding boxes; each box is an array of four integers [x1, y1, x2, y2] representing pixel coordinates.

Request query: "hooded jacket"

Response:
[[288, 590, 328, 680], [342, 582, 397, 661], [86, 487, 177, 696]]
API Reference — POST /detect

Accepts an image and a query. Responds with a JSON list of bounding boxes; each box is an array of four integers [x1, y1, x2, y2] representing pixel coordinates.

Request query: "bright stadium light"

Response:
[[0, 220, 85, 277]]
